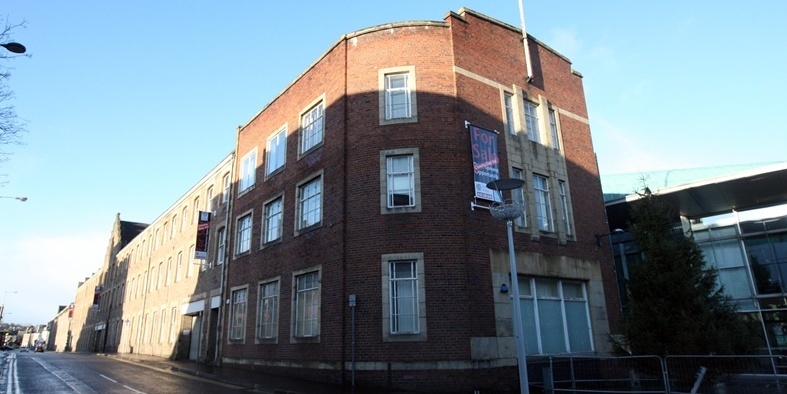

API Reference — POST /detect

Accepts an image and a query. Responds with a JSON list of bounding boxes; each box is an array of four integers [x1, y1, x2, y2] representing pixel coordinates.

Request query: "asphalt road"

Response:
[[0, 350, 256, 393]]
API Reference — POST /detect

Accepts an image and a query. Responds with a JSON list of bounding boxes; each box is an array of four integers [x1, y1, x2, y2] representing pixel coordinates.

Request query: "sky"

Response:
[[0, 1, 785, 325]]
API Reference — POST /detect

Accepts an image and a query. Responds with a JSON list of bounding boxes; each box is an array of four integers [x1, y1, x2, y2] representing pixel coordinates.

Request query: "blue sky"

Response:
[[1, 1, 785, 325]]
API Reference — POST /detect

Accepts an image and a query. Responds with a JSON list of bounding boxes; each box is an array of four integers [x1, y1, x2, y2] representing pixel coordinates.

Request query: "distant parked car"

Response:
[[19, 347, 29, 352], [34, 345, 44, 353]]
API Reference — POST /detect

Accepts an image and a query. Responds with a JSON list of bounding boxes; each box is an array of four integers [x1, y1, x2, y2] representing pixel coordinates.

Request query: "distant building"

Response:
[[603, 161, 787, 354], [68, 271, 102, 352], [48, 304, 72, 351], [21, 324, 49, 348]]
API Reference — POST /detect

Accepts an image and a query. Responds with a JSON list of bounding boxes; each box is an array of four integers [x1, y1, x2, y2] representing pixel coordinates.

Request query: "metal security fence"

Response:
[[665, 355, 786, 394], [527, 354, 787, 394], [529, 355, 667, 393]]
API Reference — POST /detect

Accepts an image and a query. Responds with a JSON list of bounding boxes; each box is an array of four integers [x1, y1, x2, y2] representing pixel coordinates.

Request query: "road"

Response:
[[0, 350, 256, 393]]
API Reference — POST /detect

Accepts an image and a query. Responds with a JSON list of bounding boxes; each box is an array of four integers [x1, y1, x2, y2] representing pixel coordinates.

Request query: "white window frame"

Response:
[[257, 279, 280, 341], [157, 262, 164, 289], [381, 252, 427, 342], [263, 196, 284, 244], [549, 106, 561, 151], [295, 173, 323, 233], [299, 99, 324, 155], [378, 66, 418, 125], [160, 309, 167, 343], [292, 269, 321, 340], [385, 73, 411, 119], [150, 311, 157, 344], [235, 212, 253, 255], [524, 99, 541, 143], [169, 307, 178, 343], [149, 266, 156, 293], [389, 260, 419, 334], [166, 258, 172, 285], [558, 180, 572, 236], [229, 287, 248, 341], [266, 127, 287, 176], [206, 186, 214, 213], [386, 155, 415, 208], [216, 227, 226, 266], [222, 172, 231, 203], [193, 197, 200, 224], [176, 251, 183, 282], [533, 174, 553, 232], [512, 168, 528, 228], [519, 277, 594, 355], [380, 148, 421, 214], [504, 92, 515, 135], [181, 206, 188, 231], [239, 149, 257, 194]]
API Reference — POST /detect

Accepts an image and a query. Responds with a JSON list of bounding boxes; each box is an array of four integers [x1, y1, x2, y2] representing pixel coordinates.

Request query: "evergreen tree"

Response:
[[619, 189, 756, 356]]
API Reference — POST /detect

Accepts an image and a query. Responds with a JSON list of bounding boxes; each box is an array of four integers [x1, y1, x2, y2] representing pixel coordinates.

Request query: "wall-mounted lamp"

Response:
[[500, 283, 509, 293]]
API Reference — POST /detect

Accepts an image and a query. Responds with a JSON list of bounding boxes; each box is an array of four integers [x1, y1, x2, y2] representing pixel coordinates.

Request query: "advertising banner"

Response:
[[194, 211, 212, 259], [469, 124, 501, 201]]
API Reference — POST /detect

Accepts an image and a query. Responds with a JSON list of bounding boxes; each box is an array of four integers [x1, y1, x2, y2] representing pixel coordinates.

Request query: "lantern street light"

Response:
[[0, 196, 27, 202], [0, 42, 26, 54], [487, 178, 529, 394]]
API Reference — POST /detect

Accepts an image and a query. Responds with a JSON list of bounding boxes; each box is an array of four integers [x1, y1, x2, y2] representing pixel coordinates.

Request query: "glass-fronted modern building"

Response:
[[603, 161, 787, 353]]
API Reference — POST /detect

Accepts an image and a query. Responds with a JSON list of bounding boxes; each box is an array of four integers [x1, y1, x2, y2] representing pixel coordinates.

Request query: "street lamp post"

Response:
[[0, 196, 27, 202], [0, 291, 18, 324], [487, 178, 529, 394]]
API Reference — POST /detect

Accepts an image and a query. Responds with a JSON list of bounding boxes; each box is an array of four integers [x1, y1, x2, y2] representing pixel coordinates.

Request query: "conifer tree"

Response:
[[619, 189, 755, 356]]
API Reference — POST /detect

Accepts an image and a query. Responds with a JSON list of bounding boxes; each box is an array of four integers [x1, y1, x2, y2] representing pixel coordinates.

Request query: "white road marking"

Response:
[[122, 385, 146, 394], [99, 374, 117, 383], [4, 353, 21, 394], [100, 373, 146, 393], [31, 357, 97, 394]]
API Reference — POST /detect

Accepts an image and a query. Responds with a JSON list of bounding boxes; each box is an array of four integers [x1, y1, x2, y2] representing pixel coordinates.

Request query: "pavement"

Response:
[[97, 352, 360, 394]]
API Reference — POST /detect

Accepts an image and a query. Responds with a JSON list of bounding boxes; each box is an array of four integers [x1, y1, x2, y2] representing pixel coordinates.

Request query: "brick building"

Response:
[[223, 8, 617, 393]]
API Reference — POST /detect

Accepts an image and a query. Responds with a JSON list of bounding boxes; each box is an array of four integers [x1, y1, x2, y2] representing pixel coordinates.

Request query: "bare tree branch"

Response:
[[0, 17, 28, 165]]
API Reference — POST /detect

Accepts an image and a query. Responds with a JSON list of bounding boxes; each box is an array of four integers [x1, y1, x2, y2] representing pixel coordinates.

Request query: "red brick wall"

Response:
[[225, 8, 618, 392]]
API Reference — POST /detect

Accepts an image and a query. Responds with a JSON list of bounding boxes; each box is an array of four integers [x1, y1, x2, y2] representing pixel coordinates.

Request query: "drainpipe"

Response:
[[341, 35, 350, 388], [215, 143, 238, 366], [517, 0, 534, 83]]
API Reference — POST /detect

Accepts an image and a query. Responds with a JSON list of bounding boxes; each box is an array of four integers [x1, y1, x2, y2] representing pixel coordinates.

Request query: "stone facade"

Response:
[[57, 154, 233, 364]]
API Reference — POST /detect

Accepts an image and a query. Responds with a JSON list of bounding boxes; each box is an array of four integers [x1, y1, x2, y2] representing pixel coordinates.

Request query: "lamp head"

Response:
[[1, 42, 26, 54]]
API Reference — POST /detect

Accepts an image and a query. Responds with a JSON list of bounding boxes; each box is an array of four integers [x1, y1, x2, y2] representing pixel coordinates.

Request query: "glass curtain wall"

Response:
[[610, 204, 787, 353]]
